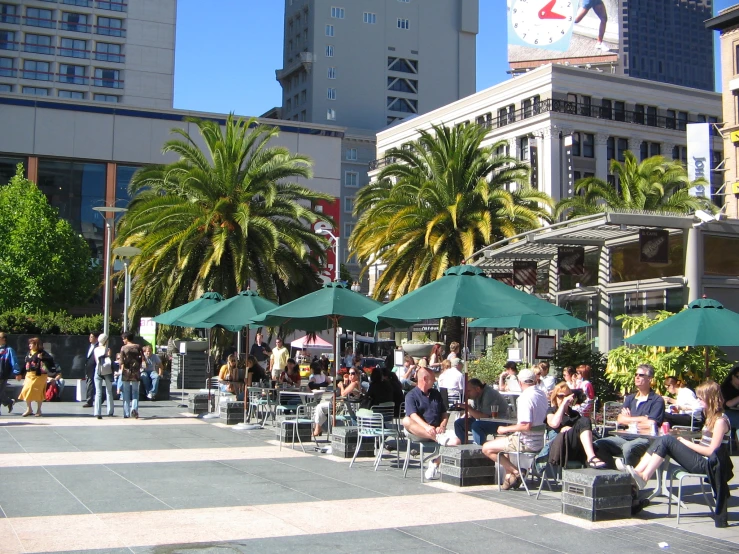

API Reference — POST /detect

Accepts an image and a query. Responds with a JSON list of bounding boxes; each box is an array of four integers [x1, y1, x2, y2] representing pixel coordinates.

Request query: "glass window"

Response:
[[330, 6, 344, 18], [583, 133, 595, 158], [22, 86, 48, 95], [0, 3, 19, 24], [640, 141, 649, 161], [0, 155, 25, 185], [96, 1, 128, 12], [60, 12, 91, 33], [344, 222, 355, 237], [344, 196, 354, 213], [346, 148, 357, 161], [25, 7, 54, 28], [634, 104, 645, 124], [24, 34, 53, 54], [327, 87, 336, 100], [646, 106, 657, 126], [614, 101, 625, 122], [617, 138, 628, 162], [572, 132, 581, 157], [649, 142, 661, 157], [115, 165, 138, 205], [59, 63, 86, 84], [60, 38, 89, 58], [22, 60, 52, 81], [519, 136, 529, 161], [97, 16, 125, 37], [0, 30, 16, 51], [397, 18, 410, 29], [325, 24, 334, 37], [705, 236, 739, 275], [93, 67, 121, 88], [58, 90, 85, 99], [93, 93, 118, 102], [0, 56, 14, 77], [63, 0, 92, 6], [677, 111, 688, 131], [325, 44, 333, 57], [94, 42, 123, 62], [326, 108, 336, 120], [610, 233, 684, 283], [345, 171, 358, 187], [327, 66, 335, 79], [522, 98, 532, 118], [363, 12, 376, 24]]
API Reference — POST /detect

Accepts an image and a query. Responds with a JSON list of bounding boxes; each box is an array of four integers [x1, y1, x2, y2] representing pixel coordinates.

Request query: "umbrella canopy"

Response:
[[365, 265, 567, 322], [152, 292, 224, 327], [469, 313, 589, 330], [177, 290, 278, 332], [625, 298, 739, 347], [290, 334, 333, 349], [252, 281, 414, 333]]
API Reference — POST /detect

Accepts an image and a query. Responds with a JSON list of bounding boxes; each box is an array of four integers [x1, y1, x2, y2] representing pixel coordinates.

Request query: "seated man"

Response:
[[140, 345, 162, 400], [402, 367, 450, 481], [594, 363, 665, 468], [482, 368, 548, 490], [449, 378, 508, 446]]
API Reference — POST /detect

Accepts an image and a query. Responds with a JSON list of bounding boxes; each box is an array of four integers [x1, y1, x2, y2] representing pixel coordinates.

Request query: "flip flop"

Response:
[[588, 456, 607, 469]]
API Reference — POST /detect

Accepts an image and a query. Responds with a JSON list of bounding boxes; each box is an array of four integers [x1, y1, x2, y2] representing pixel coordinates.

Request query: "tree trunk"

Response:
[[442, 317, 462, 354]]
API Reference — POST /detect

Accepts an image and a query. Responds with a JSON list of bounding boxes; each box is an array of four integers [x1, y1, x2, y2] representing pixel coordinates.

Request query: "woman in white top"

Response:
[[437, 358, 464, 402], [428, 343, 444, 372], [663, 376, 703, 429]]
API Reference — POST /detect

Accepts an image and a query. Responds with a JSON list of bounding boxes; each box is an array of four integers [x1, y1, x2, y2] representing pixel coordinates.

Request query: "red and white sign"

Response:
[[313, 198, 340, 285]]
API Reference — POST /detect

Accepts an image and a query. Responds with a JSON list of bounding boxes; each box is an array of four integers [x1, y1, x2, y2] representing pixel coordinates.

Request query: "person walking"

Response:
[[18, 337, 54, 417], [0, 332, 20, 414], [93, 334, 114, 420], [140, 345, 162, 400], [83, 332, 99, 407], [269, 337, 289, 381], [119, 332, 143, 419]]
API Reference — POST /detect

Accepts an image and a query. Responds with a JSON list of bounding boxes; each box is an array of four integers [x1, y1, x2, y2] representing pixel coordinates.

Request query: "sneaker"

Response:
[[596, 42, 610, 53], [626, 466, 647, 490], [8, 399, 14, 413], [147, 393, 155, 400], [425, 460, 440, 481], [615, 458, 626, 471]]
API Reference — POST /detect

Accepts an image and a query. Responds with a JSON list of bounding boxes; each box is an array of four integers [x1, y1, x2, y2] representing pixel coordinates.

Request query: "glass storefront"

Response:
[[705, 235, 739, 276], [609, 288, 685, 347], [0, 155, 26, 185], [115, 165, 139, 206], [36, 159, 106, 260], [610, 233, 684, 282]]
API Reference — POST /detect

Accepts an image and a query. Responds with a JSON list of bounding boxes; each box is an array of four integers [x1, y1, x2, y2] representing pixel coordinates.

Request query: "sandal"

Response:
[[22, 410, 33, 417], [588, 456, 606, 469], [35, 412, 42, 417], [501, 471, 521, 491]]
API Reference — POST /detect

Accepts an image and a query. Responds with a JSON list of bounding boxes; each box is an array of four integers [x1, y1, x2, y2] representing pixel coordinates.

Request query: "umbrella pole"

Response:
[[243, 327, 250, 425], [463, 317, 469, 441], [704, 346, 710, 380], [332, 320, 338, 428]]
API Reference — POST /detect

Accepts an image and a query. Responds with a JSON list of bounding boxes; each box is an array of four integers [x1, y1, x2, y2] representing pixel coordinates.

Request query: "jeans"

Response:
[[140, 369, 160, 397], [648, 434, 709, 474], [454, 417, 500, 445], [594, 435, 650, 467], [0, 378, 13, 408], [121, 380, 139, 417], [94, 373, 114, 417]]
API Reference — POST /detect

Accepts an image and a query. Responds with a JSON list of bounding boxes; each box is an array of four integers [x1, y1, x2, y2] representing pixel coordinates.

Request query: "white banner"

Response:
[[686, 123, 711, 198]]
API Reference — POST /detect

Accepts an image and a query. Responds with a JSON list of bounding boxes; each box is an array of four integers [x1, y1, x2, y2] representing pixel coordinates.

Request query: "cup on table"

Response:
[[627, 422, 637, 433], [491, 405, 499, 418]]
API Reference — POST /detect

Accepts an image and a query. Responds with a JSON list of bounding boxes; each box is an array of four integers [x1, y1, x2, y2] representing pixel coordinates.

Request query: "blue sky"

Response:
[[173, 0, 735, 117]]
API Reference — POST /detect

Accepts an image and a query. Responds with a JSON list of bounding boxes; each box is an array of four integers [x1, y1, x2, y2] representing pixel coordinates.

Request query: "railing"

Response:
[[23, 42, 54, 54], [59, 21, 92, 33], [59, 46, 90, 59], [21, 69, 55, 81], [369, 98, 718, 169], [96, 0, 127, 11], [0, 41, 19, 51], [95, 25, 126, 37], [93, 77, 124, 88], [94, 51, 124, 63], [58, 73, 88, 85], [24, 16, 56, 29], [0, 14, 20, 24]]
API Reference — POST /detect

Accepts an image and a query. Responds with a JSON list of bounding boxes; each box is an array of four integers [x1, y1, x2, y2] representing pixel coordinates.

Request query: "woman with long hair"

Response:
[[546, 382, 606, 469], [219, 354, 240, 395], [663, 376, 703, 429], [575, 364, 595, 418], [626, 381, 732, 527], [428, 343, 444, 372], [17, 337, 54, 417]]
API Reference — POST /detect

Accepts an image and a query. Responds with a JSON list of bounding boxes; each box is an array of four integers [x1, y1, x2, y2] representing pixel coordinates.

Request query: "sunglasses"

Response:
[[349, 372, 357, 375], [635, 373, 649, 378]]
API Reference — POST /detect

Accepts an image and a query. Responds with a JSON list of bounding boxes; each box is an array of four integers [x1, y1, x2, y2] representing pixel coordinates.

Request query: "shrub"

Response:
[[550, 332, 616, 403], [468, 333, 514, 385]]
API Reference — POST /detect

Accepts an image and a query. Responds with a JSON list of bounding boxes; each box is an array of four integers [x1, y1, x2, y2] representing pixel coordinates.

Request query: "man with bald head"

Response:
[[402, 367, 449, 480]]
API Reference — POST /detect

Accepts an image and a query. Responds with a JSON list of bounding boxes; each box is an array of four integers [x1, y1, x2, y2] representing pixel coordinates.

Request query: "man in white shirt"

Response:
[[438, 358, 465, 402], [269, 338, 289, 380], [482, 368, 548, 490]]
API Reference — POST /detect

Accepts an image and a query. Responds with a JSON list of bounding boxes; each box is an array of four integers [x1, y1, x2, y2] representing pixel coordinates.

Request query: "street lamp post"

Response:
[[93, 206, 128, 337], [113, 246, 142, 333], [350, 281, 361, 356], [316, 227, 341, 368]]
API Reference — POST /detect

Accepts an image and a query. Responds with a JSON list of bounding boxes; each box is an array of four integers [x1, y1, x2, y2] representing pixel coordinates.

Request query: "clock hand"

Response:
[[539, 0, 566, 20]]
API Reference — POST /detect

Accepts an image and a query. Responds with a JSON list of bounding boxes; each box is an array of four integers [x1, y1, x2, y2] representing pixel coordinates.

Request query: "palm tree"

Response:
[[114, 114, 333, 322], [556, 151, 714, 219], [350, 123, 554, 345]]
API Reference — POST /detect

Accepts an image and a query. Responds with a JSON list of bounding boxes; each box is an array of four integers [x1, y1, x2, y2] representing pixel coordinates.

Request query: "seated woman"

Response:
[[280, 359, 301, 387], [546, 382, 606, 469], [563, 366, 578, 389], [663, 376, 703, 429], [498, 361, 520, 392], [218, 355, 241, 396], [313, 368, 362, 437], [307, 360, 331, 390], [245, 355, 266, 386], [362, 366, 394, 408], [627, 380, 732, 528], [396, 355, 417, 391]]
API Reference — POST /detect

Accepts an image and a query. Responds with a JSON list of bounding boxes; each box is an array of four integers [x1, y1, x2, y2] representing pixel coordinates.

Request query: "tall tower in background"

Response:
[[621, 0, 714, 91], [0, 0, 176, 107], [275, 0, 478, 130]]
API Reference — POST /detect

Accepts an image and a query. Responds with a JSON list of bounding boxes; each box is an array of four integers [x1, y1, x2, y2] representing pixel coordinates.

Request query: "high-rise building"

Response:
[[621, 0, 714, 91], [276, 0, 478, 130], [0, 0, 176, 107]]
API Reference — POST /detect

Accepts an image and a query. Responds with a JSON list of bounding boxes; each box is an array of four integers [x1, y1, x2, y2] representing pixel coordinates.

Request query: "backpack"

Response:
[[45, 380, 60, 402]]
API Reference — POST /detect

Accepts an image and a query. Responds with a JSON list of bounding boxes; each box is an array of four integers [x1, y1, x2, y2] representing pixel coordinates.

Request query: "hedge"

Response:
[[0, 309, 122, 336]]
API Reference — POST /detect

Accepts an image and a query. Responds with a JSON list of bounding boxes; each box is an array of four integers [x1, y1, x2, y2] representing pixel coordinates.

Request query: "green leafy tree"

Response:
[[468, 333, 514, 385], [350, 123, 554, 345], [555, 151, 714, 219], [0, 165, 98, 312], [114, 115, 334, 322]]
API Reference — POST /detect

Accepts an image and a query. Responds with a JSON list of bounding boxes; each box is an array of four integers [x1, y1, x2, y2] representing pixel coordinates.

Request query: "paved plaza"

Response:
[[0, 397, 738, 554]]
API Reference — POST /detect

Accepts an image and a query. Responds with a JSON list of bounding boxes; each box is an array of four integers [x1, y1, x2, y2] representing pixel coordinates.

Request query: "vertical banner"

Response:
[[140, 317, 156, 347], [313, 198, 341, 285], [558, 246, 585, 275], [513, 261, 538, 286], [686, 123, 711, 198], [564, 134, 574, 196], [639, 229, 669, 264], [530, 144, 539, 189]]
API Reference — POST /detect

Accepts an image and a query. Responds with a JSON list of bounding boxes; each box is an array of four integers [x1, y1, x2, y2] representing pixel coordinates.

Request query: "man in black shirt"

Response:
[[249, 333, 271, 371]]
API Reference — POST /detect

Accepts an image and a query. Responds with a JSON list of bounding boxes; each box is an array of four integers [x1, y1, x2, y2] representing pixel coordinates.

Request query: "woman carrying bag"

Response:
[[17, 337, 54, 417], [93, 334, 114, 419]]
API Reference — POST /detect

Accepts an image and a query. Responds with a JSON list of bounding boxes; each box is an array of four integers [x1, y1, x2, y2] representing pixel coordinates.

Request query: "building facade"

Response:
[[707, 4, 739, 220], [0, 0, 176, 107], [621, 0, 714, 91]]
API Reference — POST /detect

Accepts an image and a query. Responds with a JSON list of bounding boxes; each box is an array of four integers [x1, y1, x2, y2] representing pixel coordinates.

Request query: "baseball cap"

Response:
[[518, 368, 536, 384]]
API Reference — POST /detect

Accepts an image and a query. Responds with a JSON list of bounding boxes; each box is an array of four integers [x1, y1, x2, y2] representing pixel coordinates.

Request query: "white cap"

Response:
[[518, 368, 535, 384]]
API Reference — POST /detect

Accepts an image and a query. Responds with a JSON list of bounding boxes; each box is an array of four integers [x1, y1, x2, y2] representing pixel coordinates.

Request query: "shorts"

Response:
[[583, 0, 603, 9], [505, 434, 539, 453]]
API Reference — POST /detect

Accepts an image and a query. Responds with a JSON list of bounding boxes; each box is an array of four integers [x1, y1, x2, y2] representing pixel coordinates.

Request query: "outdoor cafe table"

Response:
[[609, 428, 701, 504]]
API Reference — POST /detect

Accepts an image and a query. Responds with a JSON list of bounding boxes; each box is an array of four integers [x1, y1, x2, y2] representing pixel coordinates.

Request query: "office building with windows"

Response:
[[0, 0, 176, 106]]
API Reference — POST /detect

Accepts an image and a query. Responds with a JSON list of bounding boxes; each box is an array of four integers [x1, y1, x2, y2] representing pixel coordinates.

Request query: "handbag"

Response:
[[97, 354, 112, 376]]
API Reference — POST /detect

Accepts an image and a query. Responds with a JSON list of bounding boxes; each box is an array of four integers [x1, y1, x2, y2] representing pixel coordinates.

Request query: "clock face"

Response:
[[510, 0, 575, 47]]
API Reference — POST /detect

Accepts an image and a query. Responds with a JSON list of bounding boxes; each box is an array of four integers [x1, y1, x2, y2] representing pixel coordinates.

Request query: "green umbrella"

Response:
[[625, 297, 739, 377], [178, 290, 278, 332], [152, 292, 224, 327], [469, 313, 589, 330], [365, 265, 567, 322]]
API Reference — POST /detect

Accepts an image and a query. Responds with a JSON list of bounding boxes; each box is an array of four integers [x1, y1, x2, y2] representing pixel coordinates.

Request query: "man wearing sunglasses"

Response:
[[594, 363, 665, 468]]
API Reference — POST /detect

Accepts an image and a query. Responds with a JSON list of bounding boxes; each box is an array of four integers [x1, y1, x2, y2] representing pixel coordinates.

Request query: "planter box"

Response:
[[561, 469, 632, 522], [276, 421, 313, 442], [440, 445, 497, 487], [330, 426, 375, 459]]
